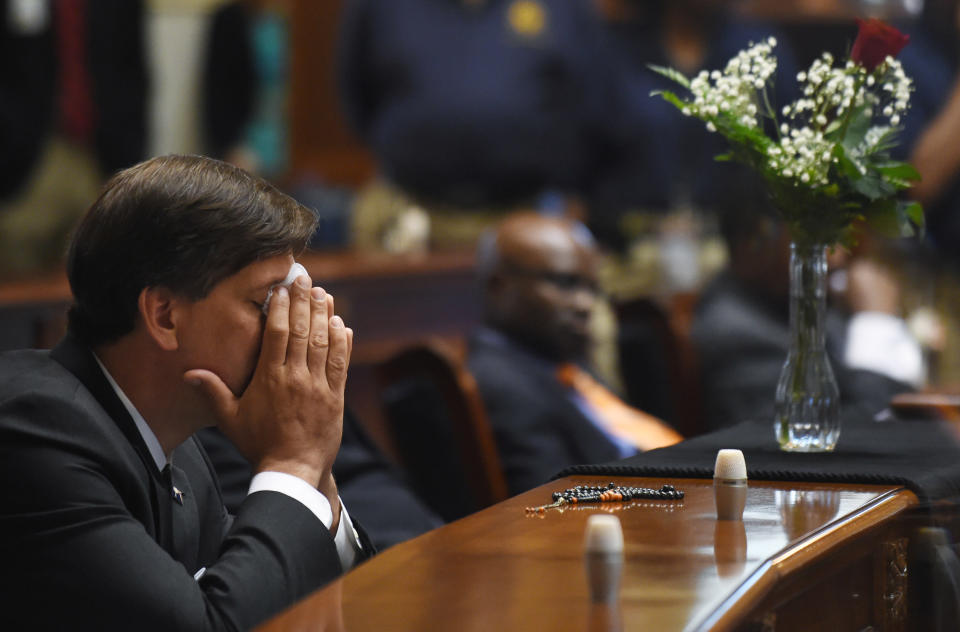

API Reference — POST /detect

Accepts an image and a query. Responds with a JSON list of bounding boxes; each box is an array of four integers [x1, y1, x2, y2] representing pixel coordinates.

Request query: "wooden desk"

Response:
[[259, 476, 918, 631]]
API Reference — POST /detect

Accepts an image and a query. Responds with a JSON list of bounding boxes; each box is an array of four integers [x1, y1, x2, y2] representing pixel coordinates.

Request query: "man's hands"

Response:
[[185, 274, 352, 504]]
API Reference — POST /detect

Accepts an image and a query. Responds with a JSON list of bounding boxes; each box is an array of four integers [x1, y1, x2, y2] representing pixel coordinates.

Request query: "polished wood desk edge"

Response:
[[695, 487, 918, 632], [257, 477, 916, 631], [341, 478, 915, 596]]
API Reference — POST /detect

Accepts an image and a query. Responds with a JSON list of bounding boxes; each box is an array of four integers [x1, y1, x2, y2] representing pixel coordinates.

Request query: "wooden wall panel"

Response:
[[288, 0, 374, 188]]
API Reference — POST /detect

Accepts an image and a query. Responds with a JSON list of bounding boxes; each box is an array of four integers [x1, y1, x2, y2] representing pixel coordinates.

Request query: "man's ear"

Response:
[[138, 287, 181, 351]]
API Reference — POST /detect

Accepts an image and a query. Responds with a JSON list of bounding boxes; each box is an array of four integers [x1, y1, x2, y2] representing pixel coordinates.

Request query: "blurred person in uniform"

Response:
[[586, 0, 800, 252], [336, 0, 620, 251], [0, 0, 147, 278]]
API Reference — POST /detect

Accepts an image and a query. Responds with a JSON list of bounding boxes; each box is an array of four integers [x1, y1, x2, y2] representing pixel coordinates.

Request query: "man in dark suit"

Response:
[[467, 213, 681, 495], [0, 155, 369, 630], [691, 212, 922, 431]]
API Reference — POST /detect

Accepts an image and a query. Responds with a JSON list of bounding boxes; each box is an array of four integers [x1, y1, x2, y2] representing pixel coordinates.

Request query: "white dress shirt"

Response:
[[844, 311, 925, 389], [94, 356, 361, 570]]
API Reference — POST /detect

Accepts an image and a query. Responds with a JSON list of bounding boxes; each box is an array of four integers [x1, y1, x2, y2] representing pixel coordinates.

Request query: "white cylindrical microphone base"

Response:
[[714, 448, 748, 521], [714, 479, 748, 521], [584, 514, 624, 604]]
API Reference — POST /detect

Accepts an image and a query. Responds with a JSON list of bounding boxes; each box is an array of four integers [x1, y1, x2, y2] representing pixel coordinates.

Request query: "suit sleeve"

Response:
[[0, 396, 340, 632]]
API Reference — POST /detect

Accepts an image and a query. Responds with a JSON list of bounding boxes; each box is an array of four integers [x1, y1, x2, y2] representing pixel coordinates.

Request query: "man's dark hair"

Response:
[[66, 154, 318, 346]]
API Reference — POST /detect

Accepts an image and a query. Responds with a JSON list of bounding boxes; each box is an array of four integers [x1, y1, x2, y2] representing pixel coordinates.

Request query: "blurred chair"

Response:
[[614, 293, 704, 438], [375, 340, 509, 522]]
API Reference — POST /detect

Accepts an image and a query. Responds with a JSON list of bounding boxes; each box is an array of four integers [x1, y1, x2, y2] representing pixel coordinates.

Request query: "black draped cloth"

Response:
[[554, 419, 960, 503]]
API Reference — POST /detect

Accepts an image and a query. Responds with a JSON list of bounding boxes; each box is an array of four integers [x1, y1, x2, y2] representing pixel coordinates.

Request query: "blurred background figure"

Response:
[[587, 0, 800, 257], [691, 203, 924, 431], [201, 0, 288, 178], [149, 0, 289, 179], [468, 213, 681, 495], [0, 0, 147, 279], [336, 0, 620, 252]]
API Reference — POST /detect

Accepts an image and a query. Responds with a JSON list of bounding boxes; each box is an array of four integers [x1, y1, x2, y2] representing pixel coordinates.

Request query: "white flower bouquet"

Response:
[[650, 19, 923, 249]]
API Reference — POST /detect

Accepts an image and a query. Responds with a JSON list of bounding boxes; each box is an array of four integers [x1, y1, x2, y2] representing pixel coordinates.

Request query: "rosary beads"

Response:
[[525, 482, 684, 514]]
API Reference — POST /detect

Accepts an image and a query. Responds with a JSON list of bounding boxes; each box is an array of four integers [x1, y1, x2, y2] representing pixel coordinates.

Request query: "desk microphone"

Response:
[[714, 449, 748, 521], [584, 514, 624, 604]]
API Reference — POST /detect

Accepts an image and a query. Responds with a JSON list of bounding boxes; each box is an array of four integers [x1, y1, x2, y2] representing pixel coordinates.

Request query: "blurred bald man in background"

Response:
[[468, 213, 681, 495]]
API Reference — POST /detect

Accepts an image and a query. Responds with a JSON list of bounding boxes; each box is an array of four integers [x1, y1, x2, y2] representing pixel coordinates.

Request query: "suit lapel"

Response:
[[489, 334, 623, 464], [50, 335, 165, 486], [51, 335, 212, 569], [168, 463, 200, 570], [50, 335, 174, 545]]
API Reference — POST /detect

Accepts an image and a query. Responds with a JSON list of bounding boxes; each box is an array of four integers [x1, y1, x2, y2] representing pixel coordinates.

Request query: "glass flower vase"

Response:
[[774, 242, 840, 452]]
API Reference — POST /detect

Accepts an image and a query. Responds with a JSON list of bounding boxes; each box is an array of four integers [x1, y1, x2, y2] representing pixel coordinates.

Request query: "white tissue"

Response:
[[262, 262, 309, 314]]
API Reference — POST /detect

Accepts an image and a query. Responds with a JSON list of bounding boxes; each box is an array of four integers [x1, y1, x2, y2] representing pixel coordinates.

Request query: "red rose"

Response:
[[850, 18, 909, 72]]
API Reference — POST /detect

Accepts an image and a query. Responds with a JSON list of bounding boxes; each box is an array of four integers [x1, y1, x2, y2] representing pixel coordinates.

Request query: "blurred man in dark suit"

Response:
[[691, 208, 923, 431], [468, 213, 681, 495]]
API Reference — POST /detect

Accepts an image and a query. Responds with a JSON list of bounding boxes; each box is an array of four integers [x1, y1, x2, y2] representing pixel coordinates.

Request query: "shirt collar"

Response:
[[92, 354, 168, 471]]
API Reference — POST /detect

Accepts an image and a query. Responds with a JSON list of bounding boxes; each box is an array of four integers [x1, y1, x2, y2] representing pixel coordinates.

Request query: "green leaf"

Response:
[[903, 200, 925, 236], [834, 145, 863, 180], [649, 90, 690, 112], [852, 172, 896, 200], [841, 105, 872, 151], [647, 64, 691, 90], [864, 198, 908, 237], [864, 198, 924, 238], [874, 162, 921, 181], [824, 119, 843, 138], [714, 153, 733, 162]]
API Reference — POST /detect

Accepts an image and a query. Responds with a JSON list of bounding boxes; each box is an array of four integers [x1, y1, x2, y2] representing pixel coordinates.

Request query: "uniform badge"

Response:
[[507, 0, 546, 38]]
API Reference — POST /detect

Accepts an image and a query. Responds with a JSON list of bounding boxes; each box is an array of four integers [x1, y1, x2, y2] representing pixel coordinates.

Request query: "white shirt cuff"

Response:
[[844, 311, 925, 388], [248, 471, 362, 570]]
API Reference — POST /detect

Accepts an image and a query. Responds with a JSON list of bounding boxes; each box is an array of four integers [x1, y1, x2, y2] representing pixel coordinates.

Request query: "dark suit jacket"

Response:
[[467, 328, 622, 496], [691, 270, 911, 432], [0, 0, 147, 197], [0, 336, 354, 630]]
